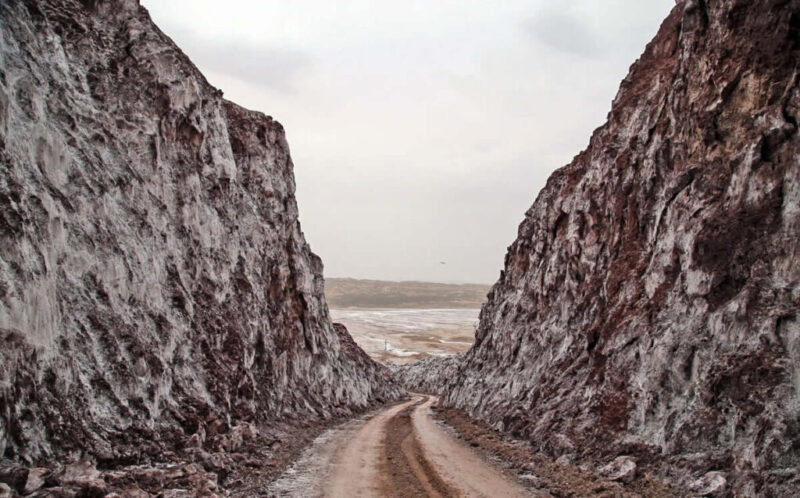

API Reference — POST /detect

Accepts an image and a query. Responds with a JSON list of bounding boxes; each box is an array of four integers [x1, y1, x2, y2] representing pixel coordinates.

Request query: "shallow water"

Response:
[[330, 308, 479, 363]]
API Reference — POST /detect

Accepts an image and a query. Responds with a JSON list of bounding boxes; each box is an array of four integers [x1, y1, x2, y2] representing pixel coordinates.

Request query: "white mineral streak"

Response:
[[0, 0, 400, 465], [436, 1, 799, 494]]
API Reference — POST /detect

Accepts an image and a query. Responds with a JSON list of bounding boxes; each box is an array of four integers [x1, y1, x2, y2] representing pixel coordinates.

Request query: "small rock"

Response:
[[186, 433, 204, 449], [55, 461, 106, 498], [689, 471, 726, 496], [555, 454, 573, 465], [553, 433, 576, 451], [103, 485, 149, 498], [27, 486, 77, 498], [0, 464, 28, 492], [24, 467, 50, 494], [0, 483, 12, 498], [206, 418, 224, 438], [518, 473, 543, 487], [598, 455, 637, 483], [219, 422, 256, 452], [120, 486, 151, 498], [76, 479, 107, 498], [60, 460, 101, 485], [134, 356, 148, 377], [159, 490, 194, 498]]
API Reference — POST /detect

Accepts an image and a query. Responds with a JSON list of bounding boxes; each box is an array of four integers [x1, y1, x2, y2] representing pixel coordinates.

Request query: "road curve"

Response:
[[271, 393, 534, 497], [408, 395, 532, 497], [326, 397, 419, 497]]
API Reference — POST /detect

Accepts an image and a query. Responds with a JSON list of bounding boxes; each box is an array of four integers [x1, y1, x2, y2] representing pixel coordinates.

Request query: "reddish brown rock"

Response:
[[443, 0, 800, 495], [598, 456, 637, 484], [0, 0, 401, 494], [23, 468, 49, 495]]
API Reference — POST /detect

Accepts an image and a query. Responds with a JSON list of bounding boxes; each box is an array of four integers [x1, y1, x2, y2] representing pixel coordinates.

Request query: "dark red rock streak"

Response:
[[0, 1, 400, 491], [442, 1, 800, 494]]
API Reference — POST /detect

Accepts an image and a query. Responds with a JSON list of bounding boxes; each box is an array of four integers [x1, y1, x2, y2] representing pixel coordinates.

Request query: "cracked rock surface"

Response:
[[0, 0, 401, 493], [442, 0, 800, 494]]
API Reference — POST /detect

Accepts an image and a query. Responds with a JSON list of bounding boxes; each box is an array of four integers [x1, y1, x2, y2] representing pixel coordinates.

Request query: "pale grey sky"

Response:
[[142, 1, 674, 284]]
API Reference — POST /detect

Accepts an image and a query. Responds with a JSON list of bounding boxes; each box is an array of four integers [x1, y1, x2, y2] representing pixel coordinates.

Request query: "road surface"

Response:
[[270, 394, 536, 497]]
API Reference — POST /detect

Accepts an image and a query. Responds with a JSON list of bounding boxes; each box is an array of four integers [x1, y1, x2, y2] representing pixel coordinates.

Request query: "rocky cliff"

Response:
[[443, 0, 800, 495], [392, 356, 461, 394], [0, 0, 400, 494]]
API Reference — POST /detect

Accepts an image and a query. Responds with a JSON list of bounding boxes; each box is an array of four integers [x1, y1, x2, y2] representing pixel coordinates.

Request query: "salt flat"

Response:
[[330, 308, 479, 364]]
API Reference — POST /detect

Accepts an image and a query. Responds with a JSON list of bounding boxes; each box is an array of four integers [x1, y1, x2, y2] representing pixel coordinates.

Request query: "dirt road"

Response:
[[270, 394, 536, 497]]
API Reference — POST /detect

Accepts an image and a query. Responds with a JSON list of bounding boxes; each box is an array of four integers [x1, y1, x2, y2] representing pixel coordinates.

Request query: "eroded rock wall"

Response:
[[443, 1, 800, 494], [0, 0, 400, 473], [392, 356, 461, 395]]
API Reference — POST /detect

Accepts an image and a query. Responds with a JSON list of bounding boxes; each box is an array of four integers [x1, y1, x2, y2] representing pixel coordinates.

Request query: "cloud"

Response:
[[522, 6, 603, 57], [164, 28, 314, 93], [140, 0, 674, 284], [522, 1, 677, 60]]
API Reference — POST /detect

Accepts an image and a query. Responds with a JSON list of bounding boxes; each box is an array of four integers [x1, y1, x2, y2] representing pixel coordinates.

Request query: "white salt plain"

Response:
[[330, 308, 479, 364]]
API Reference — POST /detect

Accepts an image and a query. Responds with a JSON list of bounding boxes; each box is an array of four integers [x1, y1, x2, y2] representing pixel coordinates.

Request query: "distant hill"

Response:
[[325, 278, 490, 309]]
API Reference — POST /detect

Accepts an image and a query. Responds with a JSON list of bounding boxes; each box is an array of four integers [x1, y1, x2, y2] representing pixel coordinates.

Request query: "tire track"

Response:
[[271, 394, 533, 497], [381, 399, 455, 497], [409, 395, 533, 498]]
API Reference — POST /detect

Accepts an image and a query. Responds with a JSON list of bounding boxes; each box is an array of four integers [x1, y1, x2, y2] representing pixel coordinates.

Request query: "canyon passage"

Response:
[[2, 0, 800, 497]]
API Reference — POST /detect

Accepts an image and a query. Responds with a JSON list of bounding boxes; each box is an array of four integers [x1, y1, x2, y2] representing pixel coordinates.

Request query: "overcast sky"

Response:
[[142, 1, 675, 284]]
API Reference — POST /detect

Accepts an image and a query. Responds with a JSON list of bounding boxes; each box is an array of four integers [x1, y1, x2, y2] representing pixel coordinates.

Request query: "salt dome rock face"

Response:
[[444, 0, 800, 493], [393, 356, 461, 395], [0, 0, 400, 468]]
